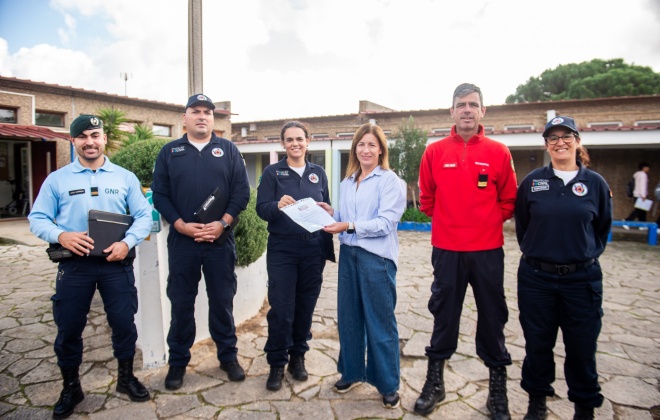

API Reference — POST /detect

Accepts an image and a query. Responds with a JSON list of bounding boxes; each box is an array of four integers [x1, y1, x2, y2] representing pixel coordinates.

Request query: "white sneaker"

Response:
[[622, 224, 630, 231], [639, 227, 648, 231]]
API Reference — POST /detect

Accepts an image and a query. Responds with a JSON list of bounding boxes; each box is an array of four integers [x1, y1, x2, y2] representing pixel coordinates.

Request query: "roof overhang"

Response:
[[0, 124, 70, 141]]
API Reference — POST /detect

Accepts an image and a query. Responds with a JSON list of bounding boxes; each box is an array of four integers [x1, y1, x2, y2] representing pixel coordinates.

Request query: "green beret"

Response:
[[70, 114, 103, 138]]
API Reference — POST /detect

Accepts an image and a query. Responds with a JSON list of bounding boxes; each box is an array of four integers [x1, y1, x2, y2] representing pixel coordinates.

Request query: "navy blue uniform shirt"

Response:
[[151, 133, 250, 230], [515, 162, 612, 264], [256, 158, 330, 237]]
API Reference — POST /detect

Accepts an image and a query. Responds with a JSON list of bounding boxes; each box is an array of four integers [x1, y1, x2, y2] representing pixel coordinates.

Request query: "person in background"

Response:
[[29, 115, 153, 419], [515, 116, 612, 420], [256, 121, 335, 391], [320, 123, 406, 409], [151, 94, 250, 390], [416, 83, 518, 419], [625, 162, 650, 223]]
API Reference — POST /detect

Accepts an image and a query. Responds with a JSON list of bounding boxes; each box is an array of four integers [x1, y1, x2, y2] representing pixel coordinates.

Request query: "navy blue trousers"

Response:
[[166, 236, 238, 366], [426, 247, 511, 367], [264, 234, 325, 367], [518, 258, 604, 407], [51, 257, 138, 367]]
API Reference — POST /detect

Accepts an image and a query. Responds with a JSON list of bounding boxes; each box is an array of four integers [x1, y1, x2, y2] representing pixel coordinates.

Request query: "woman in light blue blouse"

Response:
[[319, 123, 406, 409]]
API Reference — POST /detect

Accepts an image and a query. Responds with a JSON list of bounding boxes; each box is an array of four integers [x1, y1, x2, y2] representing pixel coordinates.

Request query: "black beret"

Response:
[[70, 114, 103, 138]]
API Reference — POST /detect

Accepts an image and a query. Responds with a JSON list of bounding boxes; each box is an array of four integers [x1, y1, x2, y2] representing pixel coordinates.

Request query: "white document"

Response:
[[634, 197, 653, 211], [280, 197, 337, 232]]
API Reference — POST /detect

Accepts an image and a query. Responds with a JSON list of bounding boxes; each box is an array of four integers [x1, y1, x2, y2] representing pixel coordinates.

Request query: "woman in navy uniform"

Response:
[[256, 121, 335, 391], [515, 116, 612, 420]]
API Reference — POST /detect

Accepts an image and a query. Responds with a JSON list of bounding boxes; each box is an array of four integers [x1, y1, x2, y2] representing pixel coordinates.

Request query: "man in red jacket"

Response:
[[414, 83, 517, 419]]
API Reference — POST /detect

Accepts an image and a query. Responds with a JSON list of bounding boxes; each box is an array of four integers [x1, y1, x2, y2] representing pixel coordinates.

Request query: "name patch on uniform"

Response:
[[443, 163, 457, 168], [475, 161, 490, 167], [572, 182, 588, 196], [531, 179, 549, 192], [69, 189, 85, 196], [171, 146, 186, 154], [212, 148, 224, 157], [308, 173, 319, 183], [276, 170, 289, 177]]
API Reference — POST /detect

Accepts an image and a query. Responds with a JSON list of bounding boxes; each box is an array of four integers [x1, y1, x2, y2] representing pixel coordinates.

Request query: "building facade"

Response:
[[0, 76, 230, 218], [1, 75, 658, 220], [232, 98, 660, 220]]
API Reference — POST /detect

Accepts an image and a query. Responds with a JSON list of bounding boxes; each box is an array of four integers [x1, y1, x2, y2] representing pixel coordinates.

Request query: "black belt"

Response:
[[523, 256, 594, 275], [271, 232, 320, 240]]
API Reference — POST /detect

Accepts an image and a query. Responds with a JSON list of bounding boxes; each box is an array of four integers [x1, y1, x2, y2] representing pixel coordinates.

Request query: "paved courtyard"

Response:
[[0, 229, 659, 419]]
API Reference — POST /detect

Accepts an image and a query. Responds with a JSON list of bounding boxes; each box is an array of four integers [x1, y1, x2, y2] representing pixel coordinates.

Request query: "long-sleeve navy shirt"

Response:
[[256, 158, 330, 237], [151, 133, 250, 235], [515, 162, 612, 264]]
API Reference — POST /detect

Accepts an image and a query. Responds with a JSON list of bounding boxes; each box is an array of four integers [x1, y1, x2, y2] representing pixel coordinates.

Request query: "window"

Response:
[[152, 124, 172, 137], [312, 133, 329, 139], [265, 136, 281, 141], [336, 132, 354, 139], [483, 126, 495, 134], [35, 111, 65, 127], [504, 124, 534, 131], [635, 120, 660, 127], [0, 107, 17, 123], [587, 122, 622, 129], [432, 128, 451, 135]]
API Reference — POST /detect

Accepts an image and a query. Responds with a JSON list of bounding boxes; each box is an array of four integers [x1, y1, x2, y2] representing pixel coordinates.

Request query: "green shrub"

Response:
[[401, 207, 431, 223], [111, 138, 168, 187], [234, 188, 268, 267]]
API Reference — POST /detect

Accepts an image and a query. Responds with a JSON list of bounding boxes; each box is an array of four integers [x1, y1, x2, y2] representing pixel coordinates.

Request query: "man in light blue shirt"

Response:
[[28, 114, 153, 419]]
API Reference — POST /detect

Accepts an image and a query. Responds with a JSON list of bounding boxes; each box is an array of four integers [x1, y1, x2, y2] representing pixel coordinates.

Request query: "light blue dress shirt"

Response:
[[334, 166, 406, 266], [28, 157, 152, 249]]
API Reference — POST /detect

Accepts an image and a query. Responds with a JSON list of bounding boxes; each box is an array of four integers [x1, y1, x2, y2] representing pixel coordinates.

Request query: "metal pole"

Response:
[[188, 0, 204, 95]]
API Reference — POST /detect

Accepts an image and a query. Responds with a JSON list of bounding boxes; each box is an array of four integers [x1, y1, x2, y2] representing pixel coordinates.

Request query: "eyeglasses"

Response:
[[546, 133, 575, 144]]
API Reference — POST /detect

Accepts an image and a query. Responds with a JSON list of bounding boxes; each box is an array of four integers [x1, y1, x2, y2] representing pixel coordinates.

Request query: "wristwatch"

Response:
[[346, 222, 355, 234], [220, 219, 231, 232]]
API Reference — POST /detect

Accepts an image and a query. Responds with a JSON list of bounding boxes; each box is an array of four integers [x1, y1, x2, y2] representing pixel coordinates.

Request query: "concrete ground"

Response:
[[0, 220, 659, 419]]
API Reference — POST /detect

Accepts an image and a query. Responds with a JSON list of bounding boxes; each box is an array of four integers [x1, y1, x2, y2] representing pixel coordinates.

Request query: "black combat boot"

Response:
[[287, 353, 308, 381], [413, 358, 446, 415], [486, 366, 511, 420], [523, 395, 548, 420], [53, 366, 84, 420], [116, 358, 150, 402], [573, 404, 595, 420], [266, 366, 285, 391]]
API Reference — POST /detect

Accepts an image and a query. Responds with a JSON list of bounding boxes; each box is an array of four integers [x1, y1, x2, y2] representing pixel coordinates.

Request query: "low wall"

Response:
[[133, 221, 268, 369]]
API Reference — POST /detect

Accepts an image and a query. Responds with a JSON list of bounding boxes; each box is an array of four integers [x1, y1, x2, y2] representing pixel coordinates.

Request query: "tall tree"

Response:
[[389, 116, 428, 208], [506, 59, 660, 103], [97, 107, 128, 154]]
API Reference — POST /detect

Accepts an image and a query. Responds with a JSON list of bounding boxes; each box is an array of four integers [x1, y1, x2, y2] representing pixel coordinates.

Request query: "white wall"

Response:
[[134, 221, 268, 369]]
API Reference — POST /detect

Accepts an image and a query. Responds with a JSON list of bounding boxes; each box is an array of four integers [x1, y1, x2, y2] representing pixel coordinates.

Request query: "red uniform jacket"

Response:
[[419, 125, 517, 251]]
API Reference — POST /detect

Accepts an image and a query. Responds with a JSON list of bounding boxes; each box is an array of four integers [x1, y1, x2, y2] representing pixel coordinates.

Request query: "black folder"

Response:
[[193, 187, 239, 245], [88, 210, 136, 258]]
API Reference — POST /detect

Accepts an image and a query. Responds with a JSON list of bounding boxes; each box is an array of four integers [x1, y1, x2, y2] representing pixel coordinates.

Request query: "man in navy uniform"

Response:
[[29, 114, 153, 419], [151, 94, 250, 390]]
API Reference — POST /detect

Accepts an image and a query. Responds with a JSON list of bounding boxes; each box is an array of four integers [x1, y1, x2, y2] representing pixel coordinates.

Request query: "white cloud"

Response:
[[1, 0, 659, 122]]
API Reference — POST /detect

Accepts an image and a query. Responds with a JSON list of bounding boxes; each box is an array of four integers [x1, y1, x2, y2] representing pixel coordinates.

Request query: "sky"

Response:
[[1, 0, 659, 123]]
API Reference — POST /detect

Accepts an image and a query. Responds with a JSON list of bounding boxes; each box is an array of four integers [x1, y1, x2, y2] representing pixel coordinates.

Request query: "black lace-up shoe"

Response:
[[221, 360, 246, 382], [165, 365, 186, 390]]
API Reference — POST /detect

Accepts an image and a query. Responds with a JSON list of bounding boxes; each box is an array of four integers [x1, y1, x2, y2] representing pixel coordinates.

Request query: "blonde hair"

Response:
[[344, 123, 390, 179]]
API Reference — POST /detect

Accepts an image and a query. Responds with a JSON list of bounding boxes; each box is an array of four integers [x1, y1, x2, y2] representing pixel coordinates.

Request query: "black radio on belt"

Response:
[[46, 243, 74, 262]]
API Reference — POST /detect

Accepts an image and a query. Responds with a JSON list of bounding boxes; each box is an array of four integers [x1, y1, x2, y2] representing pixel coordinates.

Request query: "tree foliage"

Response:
[[234, 188, 268, 267], [124, 123, 156, 147], [111, 138, 168, 187], [506, 59, 660, 103], [97, 107, 128, 154], [389, 116, 428, 208]]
